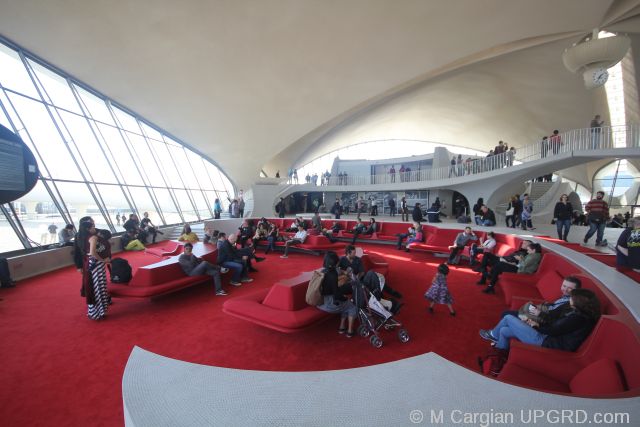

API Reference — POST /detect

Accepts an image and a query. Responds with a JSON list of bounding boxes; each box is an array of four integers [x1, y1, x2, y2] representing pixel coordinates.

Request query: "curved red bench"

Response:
[[222, 271, 331, 333], [499, 317, 640, 397], [145, 241, 185, 258], [407, 225, 486, 255], [108, 243, 218, 298]]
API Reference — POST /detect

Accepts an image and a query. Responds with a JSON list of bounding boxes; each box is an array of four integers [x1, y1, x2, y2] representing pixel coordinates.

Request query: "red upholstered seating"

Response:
[[361, 253, 389, 276], [145, 241, 184, 258], [375, 222, 412, 241], [222, 271, 331, 333], [499, 317, 640, 397], [407, 226, 485, 254], [108, 244, 218, 298], [508, 273, 620, 315], [501, 253, 581, 305]]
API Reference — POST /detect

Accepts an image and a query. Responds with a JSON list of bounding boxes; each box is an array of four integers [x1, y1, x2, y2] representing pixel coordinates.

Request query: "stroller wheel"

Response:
[[357, 325, 370, 338], [370, 335, 383, 349], [398, 329, 410, 343]]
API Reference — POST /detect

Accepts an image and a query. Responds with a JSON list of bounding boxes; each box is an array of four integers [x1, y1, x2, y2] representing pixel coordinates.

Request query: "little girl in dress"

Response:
[[425, 263, 456, 316]]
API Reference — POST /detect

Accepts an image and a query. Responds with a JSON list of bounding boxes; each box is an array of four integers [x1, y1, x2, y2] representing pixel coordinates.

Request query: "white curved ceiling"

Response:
[[0, 0, 638, 188]]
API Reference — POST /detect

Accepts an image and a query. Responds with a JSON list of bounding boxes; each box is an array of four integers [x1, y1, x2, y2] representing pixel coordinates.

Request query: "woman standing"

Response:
[[553, 194, 573, 241], [79, 220, 111, 320], [213, 198, 222, 219], [473, 198, 484, 225], [521, 194, 534, 230]]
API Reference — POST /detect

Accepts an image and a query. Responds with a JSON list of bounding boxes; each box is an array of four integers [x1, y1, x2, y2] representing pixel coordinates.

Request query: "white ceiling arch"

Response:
[[1, 0, 638, 188]]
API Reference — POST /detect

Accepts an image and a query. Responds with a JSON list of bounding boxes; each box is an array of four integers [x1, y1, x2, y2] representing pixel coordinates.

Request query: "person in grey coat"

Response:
[[178, 243, 226, 295]]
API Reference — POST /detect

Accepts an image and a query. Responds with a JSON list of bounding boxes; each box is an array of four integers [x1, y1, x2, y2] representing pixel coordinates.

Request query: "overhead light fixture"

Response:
[[562, 30, 630, 89]]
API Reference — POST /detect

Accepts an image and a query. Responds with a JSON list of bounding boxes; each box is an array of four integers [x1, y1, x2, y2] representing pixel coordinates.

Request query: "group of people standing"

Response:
[[503, 194, 534, 230]]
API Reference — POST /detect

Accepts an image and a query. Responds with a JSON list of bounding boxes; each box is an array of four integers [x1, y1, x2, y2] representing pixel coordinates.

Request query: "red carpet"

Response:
[[0, 244, 508, 426]]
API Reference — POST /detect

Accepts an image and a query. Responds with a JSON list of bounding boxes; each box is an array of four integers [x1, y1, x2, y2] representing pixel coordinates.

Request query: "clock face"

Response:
[[593, 68, 609, 86]]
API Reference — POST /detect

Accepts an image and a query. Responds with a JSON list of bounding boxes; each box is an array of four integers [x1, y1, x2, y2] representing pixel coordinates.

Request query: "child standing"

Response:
[[425, 264, 456, 316]]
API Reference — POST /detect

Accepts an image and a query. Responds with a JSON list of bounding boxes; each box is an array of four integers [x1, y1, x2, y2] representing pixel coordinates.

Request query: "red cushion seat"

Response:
[[223, 272, 332, 333]]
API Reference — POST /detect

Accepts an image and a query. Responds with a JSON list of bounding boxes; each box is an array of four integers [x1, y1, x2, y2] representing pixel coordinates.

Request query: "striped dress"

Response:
[[87, 238, 110, 320]]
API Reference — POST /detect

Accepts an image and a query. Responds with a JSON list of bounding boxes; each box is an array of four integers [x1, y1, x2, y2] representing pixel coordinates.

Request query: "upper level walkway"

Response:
[[275, 125, 640, 205], [283, 125, 640, 191]]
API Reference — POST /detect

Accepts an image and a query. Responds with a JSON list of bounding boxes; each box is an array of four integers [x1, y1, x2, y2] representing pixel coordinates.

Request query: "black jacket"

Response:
[[540, 309, 597, 351], [482, 209, 496, 223], [553, 202, 573, 221], [217, 240, 241, 264], [412, 206, 424, 223]]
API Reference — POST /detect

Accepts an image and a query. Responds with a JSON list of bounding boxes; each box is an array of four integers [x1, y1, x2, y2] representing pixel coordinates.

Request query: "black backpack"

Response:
[[110, 258, 132, 283]]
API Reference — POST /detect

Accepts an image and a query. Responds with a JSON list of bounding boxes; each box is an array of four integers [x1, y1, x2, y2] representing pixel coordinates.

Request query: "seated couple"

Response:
[[447, 228, 496, 265], [396, 222, 423, 251], [310, 212, 339, 243], [475, 241, 542, 294], [480, 277, 600, 357], [350, 217, 376, 244]]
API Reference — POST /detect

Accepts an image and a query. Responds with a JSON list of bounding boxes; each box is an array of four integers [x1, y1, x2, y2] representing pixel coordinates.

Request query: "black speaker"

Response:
[[0, 124, 39, 204]]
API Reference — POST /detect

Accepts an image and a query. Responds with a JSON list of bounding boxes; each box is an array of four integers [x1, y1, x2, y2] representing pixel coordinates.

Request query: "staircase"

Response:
[[528, 182, 555, 202]]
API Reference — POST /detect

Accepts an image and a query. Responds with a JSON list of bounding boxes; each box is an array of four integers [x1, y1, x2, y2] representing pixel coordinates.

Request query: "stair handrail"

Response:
[[284, 124, 639, 187]]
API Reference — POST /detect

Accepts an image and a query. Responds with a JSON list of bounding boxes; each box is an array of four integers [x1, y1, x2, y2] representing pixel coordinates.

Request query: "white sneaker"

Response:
[[241, 277, 253, 283], [229, 281, 242, 287], [220, 267, 229, 274], [215, 290, 228, 296], [280, 255, 288, 259]]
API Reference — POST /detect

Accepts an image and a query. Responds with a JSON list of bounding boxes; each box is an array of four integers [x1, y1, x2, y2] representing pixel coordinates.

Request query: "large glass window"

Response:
[[13, 180, 66, 246], [0, 37, 234, 254]]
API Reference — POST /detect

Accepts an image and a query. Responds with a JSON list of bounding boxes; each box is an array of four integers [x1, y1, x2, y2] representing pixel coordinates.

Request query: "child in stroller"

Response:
[[353, 270, 409, 348]]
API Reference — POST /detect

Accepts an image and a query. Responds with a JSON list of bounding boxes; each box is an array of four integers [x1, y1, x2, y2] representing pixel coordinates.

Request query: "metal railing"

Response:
[[285, 125, 640, 187]]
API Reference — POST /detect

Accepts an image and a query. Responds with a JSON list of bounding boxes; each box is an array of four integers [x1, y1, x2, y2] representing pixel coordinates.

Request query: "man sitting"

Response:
[[352, 218, 376, 244], [479, 243, 542, 294], [140, 212, 163, 243], [178, 242, 226, 296], [447, 227, 478, 265], [265, 223, 279, 254], [479, 205, 496, 226], [58, 224, 75, 246], [280, 225, 307, 259], [217, 233, 253, 286], [311, 212, 322, 232], [252, 223, 269, 248], [501, 275, 582, 321], [473, 240, 532, 273], [469, 231, 496, 266], [339, 245, 365, 280]]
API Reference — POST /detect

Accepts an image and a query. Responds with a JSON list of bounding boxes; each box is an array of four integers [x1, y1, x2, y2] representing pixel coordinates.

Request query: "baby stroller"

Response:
[[353, 271, 410, 348]]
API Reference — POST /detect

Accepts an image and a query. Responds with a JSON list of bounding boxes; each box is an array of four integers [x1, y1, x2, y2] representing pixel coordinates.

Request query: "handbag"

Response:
[[505, 206, 514, 216]]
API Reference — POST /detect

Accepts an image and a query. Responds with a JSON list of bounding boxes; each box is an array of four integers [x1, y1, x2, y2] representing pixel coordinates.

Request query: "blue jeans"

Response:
[[266, 236, 276, 252], [490, 315, 546, 350], [474, 215, 482, 225], [481, 219, 495, 226], [317, 295, 357, 318], [222, 261, 244, 282], [556, 219, 571, 240], [584, 220, 605, 243]]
